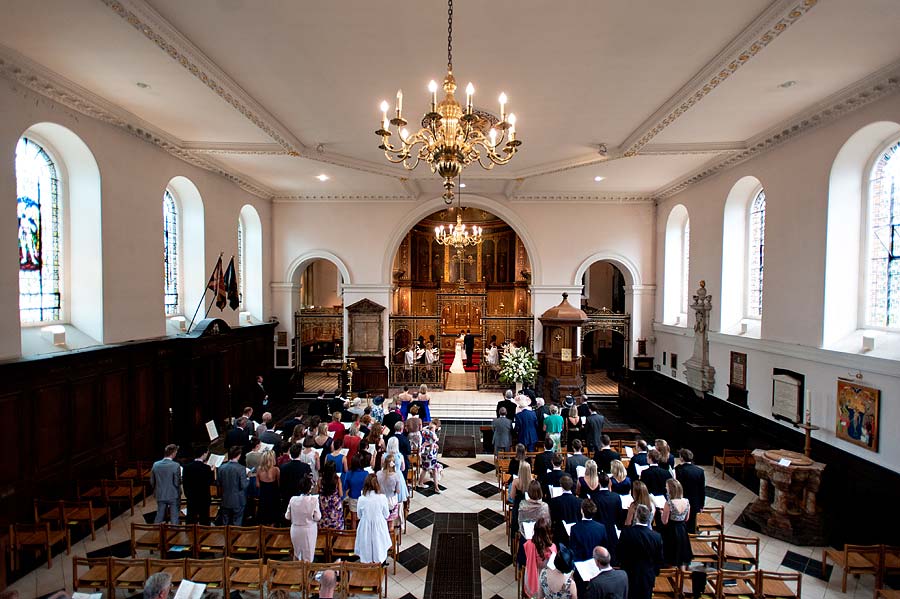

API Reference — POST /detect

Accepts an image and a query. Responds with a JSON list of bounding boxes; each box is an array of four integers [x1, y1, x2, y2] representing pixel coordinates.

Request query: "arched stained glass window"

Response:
[[866, 140, 900, 328], [681, 219, 690, 315], [237, 218, 244, 309], [748, 190, 766, 318], [16, 137, 61, 324], [163, 190, 180, 315]]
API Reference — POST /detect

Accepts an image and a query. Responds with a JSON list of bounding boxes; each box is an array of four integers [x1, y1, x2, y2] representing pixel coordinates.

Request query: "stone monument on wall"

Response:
[[684, 280, 716, 396]]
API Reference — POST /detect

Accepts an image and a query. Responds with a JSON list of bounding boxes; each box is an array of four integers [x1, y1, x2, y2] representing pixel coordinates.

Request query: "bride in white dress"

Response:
[[449, 333, 466, 373]]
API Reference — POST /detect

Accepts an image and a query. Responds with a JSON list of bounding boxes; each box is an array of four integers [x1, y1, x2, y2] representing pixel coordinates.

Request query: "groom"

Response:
[[464, 329, 475, 368]]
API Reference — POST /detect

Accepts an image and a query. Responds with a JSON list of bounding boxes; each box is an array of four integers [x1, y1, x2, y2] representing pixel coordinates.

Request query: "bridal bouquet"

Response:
[[499, 346, 538, 385]]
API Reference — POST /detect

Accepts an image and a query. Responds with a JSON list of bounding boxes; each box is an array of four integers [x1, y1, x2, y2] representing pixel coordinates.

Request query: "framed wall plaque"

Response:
[[836, 379, 880, 452], [772, 368, 804, 424], [560, 348, 572, 362], [346, 298, 385, 356], [729, 352, 747, 390]]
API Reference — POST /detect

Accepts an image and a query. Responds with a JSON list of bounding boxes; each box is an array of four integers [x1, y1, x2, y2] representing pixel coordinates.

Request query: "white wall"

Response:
[[653, 93, 900, 471], [0, 80, 272, 359]]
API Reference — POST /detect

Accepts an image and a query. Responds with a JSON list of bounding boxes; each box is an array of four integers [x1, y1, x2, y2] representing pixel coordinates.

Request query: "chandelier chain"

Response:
[[447, 0, 453, 72]]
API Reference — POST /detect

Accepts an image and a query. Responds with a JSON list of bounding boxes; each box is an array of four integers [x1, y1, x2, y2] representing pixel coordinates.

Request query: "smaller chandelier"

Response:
[[376, 0, 521, 204], [434, 213, 483, 249]]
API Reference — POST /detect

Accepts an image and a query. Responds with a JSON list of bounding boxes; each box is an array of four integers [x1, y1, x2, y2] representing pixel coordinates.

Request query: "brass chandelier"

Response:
[[376, 0, 521, 204]]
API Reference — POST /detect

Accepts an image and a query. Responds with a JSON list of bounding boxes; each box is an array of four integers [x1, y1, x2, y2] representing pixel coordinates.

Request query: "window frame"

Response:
[[163, 188, 183, 317], [679, 218, 690, 322], [862, 135, 900, 331], [745, 186, 766, 321]]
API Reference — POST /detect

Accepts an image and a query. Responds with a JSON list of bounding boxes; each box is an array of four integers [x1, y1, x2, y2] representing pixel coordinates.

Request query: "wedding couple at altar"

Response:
[[449, 330, 476, 374]]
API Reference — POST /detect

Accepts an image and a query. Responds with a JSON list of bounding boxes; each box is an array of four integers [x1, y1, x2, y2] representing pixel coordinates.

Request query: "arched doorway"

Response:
[[291, 258, 345, 391], [580, 260, 629, 394], [388, 206, 533, 390]]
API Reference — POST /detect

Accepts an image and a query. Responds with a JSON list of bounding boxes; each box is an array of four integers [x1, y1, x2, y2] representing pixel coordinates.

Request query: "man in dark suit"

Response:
[[576, 395, 591, 420], [182, 446, 214, 525], [626, 439, 649, 481], [514, 405, 539, 451], [533, 437, 556, 490], [252, 374, 269, 413], [309, 390, 330, 421], [617, 505, 663, 599], [217, 446, 249, 525], [279, 443, 312, 509], [565, 439, 589, 482], [280, 410, 304, 441], [594, 434, 621, 474], [225, 417, 250, 453], [639, 449, 672, 497], [382, 405, 402, 435], [549, 475, 582, 545], [534, 398, 550, 436], [586, 546, 629, 599], [592, 473, 621, 563], [463, 329, 475, 368], [328, 390, 347, 417], [674, 448, 706, 533], [497, 390, 517, 422], [585, 403, 606, 453], [389, 421, 412, 471], [569, 499, 607, 562], [545, 453, 568, 495], [258, 412, 282, 446]]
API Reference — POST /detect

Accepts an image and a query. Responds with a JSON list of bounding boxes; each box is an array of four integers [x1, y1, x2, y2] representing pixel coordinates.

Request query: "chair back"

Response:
[[652, 566, 680, 598], [130, 522, 163, 556], [344, 561, 386, 598], [721, 534, 760, 569], [195, 524, 227, 557], [225, 557, 264, 593], [261, 525, 293, 560], [226, 524, 261, 557], [110, 557, 148, 591], [759, 569, 801, 599], [267, 560, 307, 594]]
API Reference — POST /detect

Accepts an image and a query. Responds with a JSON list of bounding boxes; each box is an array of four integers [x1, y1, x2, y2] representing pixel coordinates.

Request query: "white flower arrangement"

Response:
[[499, 346, 538, 385]]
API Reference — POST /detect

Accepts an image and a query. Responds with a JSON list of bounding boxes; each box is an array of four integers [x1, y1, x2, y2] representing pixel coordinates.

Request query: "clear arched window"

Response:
[[681, 219, 691, 315], [237, 218, 245, 310], [866, 140, 900, 329], [163, 190, 180, 315], [16, 137, 61, 324], [748, 190, 766, 318]]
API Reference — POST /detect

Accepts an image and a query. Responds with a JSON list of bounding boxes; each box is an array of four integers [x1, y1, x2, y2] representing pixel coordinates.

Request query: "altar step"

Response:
[[444, 372, 477, 391]]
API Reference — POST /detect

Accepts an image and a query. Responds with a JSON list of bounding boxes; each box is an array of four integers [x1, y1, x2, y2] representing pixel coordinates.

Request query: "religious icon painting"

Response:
[[835, 379, 880, 452], [17, 196, 42, 271]]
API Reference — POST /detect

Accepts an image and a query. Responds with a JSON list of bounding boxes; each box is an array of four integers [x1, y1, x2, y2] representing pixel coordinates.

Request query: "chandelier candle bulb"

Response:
[[396, 89, 403, 116], [429, 80, 438, 111], [466, 82, 474, 114], [508, 113, 517, 140], [499, 92, 507, 121]]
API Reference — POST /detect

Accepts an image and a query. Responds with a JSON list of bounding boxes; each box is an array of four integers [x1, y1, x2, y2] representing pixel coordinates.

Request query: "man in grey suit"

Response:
[[217, 446, 249, 525], [151, 444, 181, 524], [492, 407, 513, 454], [586, 546, 628, 599]]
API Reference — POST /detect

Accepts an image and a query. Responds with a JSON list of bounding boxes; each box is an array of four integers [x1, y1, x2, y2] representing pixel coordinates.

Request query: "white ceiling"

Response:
[[1, 0, 899, 199]]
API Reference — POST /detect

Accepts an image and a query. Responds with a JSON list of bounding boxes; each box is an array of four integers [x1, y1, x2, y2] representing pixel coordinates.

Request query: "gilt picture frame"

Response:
[[836, 379, 880, 452]]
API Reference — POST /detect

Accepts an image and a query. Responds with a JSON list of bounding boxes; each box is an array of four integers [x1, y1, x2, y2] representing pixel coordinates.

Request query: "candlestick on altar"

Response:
[[799, 421, 819, 458]]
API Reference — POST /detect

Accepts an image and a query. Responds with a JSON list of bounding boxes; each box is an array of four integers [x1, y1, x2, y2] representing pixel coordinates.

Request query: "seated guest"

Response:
[[639, 448, 672, 497], [655, 439, 676, 471], [245, 436, 263, 469], [327, 412, 346, 445], [594, 434, 620, 474], [624, 481, 655, 527], [549, 474, 582, 544], [143, 572, 172, 599], [618, 504, 663, 599], [592, 472, 621, 562], [492, 407, 513, 454], [569, 499, 607, 562], [609, 459, 632, 496], [585, 546, 628, 599], [317, 460, 344, 530], [674, 448, 705, 533], [565, 439, 589, 482], [182, 446, 214, 525], [625, 438, 649, 481], [523, 518, 556, 599], [313, 569, 337, 599], [539, 543, 576, 599]]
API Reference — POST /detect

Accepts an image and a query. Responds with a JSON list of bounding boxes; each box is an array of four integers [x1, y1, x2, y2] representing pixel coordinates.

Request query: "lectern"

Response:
[[538, 293, 588, 401]]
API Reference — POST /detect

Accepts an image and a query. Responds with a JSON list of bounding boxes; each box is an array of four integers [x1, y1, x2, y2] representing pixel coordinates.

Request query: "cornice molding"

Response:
[[654, 60, 900, 199], [510, 194, 654, 205], [182, 142, 288, 155], [0, 44, 274, 199], [272, 194, 416, 204], [621, 0, 818, 157], [639, 142, 745, 156]]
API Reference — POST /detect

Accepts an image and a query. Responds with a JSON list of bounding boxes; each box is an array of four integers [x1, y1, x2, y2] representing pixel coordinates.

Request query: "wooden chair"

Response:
[[689, 533, 722, 569], [712, 449, 751, 480], [64, 500, 111, 540], [679, 567, 721, 599], [226, 524, 261, 558], [195, 524, 227, 557], [72, 556, 115, 596], [719, 569, 759, 598], [882, 544, 900, 580], [306, 561, 343, 599], [822, 543, 880, 593], [877, 591, 900, 599], [9, 522, 70, 570], [114, 460, 152, 491], [329, 529, 357, 560], [162, 523, 196, 557], [33, 499, 65, 529], [102, 478, 145, 515], [131, 522, 163, 556], [695, 506, 725, 533], [111, 557, 147, 593], [315, 527, 332, 562], [720, 534, 760, 570], [77, 479, 105, 504], [147, 558, 186, 586], [345, 561, 387, 598], [758, 570, 801, 599], [652, 566, 680, 599], [267, 559, 307, 595], [225, 557, 264, 594], [262, 525, 294, 560], [387, 526, 401, 575], [185, 557, 226, 591]]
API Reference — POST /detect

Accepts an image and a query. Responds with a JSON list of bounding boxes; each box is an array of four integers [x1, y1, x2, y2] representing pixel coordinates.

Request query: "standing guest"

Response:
[[534, 398, 550, 437], [585, 546, 629, 599], [566, 439, 590, 482], [387, 429, 411, 474], [585, 404, 605, 453], [523, 518, 556, 599], [347, 395, 366, 419], [515, 402, 539, 453], [290, 422, 308, 447], [275, 441, 291, 467], [143, 572, 172, 599], [576, 459, 602, 505], [508, 443, 529, 478], [318, 460, 344, 530], [327, 412, 346, 445], [624, 481, 655, 527], [518, 480, 551, 539], [376, 453, 405, 531], [545, 453, 567, 496], [225, 417, 250, 453], [310, 390, 330, 421], [626, 439, 649, 481], [217, 446, 249, 525], [497, 389, 517, 422], [151, 444, 181, 525], [382, 400, 403, 432], [344, 453, 369, 527], [655, 439, 675, 471], [300, 437, 320, 484], [245, 437, 263, 470], [325, 437, 348, 486], [358, 414, 373, 438], [279, 444, 312, 509], [415, 384, 432, 422], [592, 473, 621, 563], [354, 474, 391, 563], [182, 446, 213, 525], [417, 420, 443, 492], [534, 437, 556, 492], [343, 424, 362, 465], [674, 448, 705, 533], [253, 374, 269, 412], [285, 476, 321, 561], [492, 407, 513, 454], [313, 423, 333, 461], [539, 543, 577, 599], [594, 435, 620, 474], [569, 499, 607, 562], [576, 395, 591, 420], [544, 405, 564, 452], [255, 450, 281, 525], [618, 505, 663, 599], [509, 461, 532, 539], [370, 395, 385, 424], [638, 449, 672, 497], [406, 405, 423, 450], [259, 412, 281, 445], [609, 460, 632, 496], [565, 406, 584, 448], [661, 479, 693, 567], [366, 423, 386, 459], [328, 390, 346, 417], [398, 385, 413, 404], [549, 475, 582, 545]]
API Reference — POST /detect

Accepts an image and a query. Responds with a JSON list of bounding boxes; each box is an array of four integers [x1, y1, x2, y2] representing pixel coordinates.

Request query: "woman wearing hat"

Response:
[[539, 543, 577, 599]]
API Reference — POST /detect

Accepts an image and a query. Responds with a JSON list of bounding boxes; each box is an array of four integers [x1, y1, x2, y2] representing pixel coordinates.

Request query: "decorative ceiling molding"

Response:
[[653, 60, 900, 199], [620, 0, 818, 157], [510, 151, 623, 179], [100, 0, 408, 180], [272, 194, 417, 204], [0, 44, 275, 199], [510, 194, 654, 205], [181, 142, 288, 155], [639, 142, 745, 156]]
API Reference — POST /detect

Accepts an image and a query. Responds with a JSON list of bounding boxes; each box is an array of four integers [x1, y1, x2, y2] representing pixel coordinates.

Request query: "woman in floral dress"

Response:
[[318, 460, 344, 530], [417, 419, 443, 492]]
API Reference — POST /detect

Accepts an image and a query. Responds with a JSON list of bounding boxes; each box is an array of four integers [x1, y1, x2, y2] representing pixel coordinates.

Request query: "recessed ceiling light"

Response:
[[594, 176, 605, 182], [778, 80, 798, 89], [316, 174, 329, 182], [136, 81, 151, 89], [459, 183, 466, 188]]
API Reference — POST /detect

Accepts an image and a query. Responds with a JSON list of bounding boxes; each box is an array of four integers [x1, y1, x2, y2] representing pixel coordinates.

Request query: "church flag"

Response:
[[207, 255, 227, 310], [224, 256, 240, 310]]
